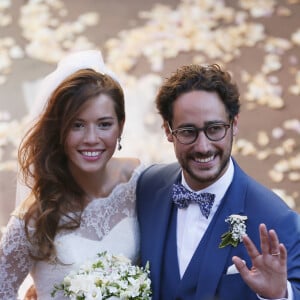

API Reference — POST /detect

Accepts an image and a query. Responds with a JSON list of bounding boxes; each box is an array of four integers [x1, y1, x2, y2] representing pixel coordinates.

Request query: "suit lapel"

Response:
[[148, 168, 181, 296], [193, 161, 249, 299]]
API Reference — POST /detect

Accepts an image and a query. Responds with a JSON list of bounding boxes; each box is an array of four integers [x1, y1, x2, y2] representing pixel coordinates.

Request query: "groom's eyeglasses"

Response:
[[168, 122, 231, 145]]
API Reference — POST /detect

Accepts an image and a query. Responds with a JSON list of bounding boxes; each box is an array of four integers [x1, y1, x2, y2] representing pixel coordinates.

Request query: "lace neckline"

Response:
[[84, 163, 144, 210]]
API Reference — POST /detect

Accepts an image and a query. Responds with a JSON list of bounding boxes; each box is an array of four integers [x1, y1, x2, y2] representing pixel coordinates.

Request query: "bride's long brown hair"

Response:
[[18, 69, 125, 261]]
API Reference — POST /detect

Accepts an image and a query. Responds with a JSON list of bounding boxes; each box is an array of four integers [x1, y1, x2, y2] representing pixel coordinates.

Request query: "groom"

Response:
[[136, 64, 300, 300]]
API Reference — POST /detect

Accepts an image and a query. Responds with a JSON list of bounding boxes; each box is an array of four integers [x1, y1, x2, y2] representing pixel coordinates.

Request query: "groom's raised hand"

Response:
[[232, 223, 287, 299]]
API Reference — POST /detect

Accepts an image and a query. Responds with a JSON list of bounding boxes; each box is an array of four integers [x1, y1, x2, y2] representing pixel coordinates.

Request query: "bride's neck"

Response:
[[81, 173, 111, 201], [75, 161, 123, 201]]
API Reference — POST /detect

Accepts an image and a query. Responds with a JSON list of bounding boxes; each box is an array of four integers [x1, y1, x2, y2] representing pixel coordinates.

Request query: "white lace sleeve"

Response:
[[0, 216, 34, 299]]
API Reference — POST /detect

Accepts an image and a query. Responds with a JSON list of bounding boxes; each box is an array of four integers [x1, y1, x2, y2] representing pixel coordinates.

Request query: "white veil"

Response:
[[15, 49, 119, 206]]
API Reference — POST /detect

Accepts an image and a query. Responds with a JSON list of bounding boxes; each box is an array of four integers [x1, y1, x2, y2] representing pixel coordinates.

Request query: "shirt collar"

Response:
[[181, 158, 234, 203]]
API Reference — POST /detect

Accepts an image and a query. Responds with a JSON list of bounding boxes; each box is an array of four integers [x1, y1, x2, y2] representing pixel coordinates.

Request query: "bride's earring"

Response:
[[117, 137, 122, 151]]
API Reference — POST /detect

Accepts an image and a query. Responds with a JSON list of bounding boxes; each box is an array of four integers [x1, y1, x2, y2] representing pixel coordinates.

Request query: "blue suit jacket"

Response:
[[136, 159, 300, 300]]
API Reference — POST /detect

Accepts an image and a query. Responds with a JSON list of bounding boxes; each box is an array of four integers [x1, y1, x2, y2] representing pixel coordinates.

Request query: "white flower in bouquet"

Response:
[[52, 251, 151, 299]]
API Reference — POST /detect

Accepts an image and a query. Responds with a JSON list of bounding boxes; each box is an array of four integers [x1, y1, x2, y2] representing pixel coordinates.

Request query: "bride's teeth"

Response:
[[82, 151, 100, 157]]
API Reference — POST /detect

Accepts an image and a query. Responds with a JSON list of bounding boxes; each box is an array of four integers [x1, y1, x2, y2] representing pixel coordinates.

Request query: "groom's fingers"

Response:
[[232, 256, 249, 278], [242, 234, 260, 260], [268, 229, 281, 256], [278, 243, 288, 265], [261, 225, 286, 262], [259, 223, 272, 255]]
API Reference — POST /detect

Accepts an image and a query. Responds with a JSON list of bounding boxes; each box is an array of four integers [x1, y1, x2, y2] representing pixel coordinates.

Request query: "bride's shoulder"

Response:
[[12, 193, 36, 219], [111, 157, 142, 181]]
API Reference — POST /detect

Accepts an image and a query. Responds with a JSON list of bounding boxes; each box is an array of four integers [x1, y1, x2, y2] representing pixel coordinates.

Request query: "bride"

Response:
[[0, 50, 144, 299]]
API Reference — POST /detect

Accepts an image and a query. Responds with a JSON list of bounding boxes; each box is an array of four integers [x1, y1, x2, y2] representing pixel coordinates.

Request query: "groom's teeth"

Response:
[[82, 151, 100, 157], [195, 156, 214, 163]]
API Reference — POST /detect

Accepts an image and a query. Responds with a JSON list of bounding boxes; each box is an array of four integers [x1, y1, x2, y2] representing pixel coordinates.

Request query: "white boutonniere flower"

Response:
[[219, 214, 248, 248]]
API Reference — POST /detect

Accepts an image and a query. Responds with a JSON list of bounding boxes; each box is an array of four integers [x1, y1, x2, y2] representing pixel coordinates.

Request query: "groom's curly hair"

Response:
[[18, 69, 125, 261], [156, 63, 240, 126]]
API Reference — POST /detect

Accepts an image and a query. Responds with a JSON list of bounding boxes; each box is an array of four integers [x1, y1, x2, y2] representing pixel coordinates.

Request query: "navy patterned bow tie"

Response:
[[172, 183, 215, 219]]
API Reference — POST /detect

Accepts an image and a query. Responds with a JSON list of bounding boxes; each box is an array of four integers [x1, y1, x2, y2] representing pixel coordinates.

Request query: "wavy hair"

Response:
[[156, 64, 240, 125], [19, 69, 125, 260]]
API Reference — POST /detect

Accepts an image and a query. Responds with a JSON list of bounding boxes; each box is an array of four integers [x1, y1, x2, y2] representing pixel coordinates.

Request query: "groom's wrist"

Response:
[[257, 281, 291, 300]]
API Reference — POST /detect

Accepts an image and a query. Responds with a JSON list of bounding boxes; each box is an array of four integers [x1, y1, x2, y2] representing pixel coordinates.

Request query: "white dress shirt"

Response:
[[176, 158, 292, 300]]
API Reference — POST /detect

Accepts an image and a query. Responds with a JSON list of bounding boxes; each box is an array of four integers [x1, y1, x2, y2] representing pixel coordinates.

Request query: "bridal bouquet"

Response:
[[51, 251, 152, 299]]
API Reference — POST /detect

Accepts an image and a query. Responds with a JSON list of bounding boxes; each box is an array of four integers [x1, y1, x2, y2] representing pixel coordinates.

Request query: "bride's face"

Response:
[[65, 94, 123, 177]]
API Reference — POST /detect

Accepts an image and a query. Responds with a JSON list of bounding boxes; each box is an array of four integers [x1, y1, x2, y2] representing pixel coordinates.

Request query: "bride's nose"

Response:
[[83, 126, 99, 143]]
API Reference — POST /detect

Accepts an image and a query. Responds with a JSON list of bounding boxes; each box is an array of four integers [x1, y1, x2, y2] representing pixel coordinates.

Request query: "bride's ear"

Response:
[[119, 119, 125, 135]]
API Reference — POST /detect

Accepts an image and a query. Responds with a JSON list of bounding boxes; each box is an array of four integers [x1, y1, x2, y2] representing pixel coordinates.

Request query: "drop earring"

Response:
[[117, 137, 122, 151]]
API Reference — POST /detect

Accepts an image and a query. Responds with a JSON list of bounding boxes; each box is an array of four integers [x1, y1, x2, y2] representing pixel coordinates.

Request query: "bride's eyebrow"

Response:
[[98, 117, 115, 121], [74, 116, 115, 122]]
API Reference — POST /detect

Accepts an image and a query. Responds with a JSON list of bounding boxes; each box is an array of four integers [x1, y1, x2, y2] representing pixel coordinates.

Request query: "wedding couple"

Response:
[[0, 50, 300, 300]]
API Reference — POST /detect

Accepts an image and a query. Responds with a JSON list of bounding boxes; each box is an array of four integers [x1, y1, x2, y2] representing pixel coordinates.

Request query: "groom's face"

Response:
[[165, 90, 238, 191]]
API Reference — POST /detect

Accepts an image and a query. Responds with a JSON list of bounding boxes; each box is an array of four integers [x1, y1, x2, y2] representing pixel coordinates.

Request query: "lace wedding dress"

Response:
[[0, 165, 144, 300]]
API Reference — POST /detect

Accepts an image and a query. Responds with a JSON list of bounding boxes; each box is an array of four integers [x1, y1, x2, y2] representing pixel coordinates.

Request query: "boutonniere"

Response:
[[219, 214, 248, 248]]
